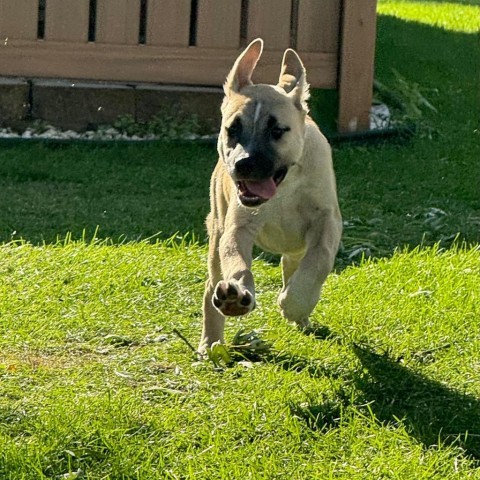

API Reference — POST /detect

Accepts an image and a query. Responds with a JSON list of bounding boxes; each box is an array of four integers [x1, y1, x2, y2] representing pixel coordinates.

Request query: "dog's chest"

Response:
[[254, 213, 306, 255]]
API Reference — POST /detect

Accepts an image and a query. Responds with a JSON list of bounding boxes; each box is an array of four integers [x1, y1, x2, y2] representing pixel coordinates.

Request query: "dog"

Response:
[[199, 38, 342, 352]]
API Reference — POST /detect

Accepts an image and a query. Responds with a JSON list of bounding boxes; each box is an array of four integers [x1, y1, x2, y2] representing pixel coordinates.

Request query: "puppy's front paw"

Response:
[[212, 280, 255, 316]]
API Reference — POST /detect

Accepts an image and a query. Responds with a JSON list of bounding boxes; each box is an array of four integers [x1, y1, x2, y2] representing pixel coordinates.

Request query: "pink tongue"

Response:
[[244, 177, 277, 200]]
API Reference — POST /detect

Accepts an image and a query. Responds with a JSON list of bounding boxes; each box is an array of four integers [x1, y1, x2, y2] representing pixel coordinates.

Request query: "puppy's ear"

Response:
[[278, 49, 310, 112], [224, 38, 264, 95]]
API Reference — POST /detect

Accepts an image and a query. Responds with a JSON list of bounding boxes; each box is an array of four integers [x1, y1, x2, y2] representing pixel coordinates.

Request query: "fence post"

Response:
[[338, 0, 377, 133]]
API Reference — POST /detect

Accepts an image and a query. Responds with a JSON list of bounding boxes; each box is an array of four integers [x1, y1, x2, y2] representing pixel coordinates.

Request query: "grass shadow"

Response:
[[275, 336, 480, 462], [352, 344, 480, 461], [227, 324, 342, 378], [252, 322, 480, 462], [288, 397, 347, 432]]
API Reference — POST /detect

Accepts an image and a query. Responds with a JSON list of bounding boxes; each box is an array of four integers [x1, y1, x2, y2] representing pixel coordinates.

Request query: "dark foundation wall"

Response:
[[0, 77, 223, 133]]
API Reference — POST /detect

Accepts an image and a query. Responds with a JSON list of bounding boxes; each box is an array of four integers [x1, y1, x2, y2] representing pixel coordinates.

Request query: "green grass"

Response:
[[0, 241, 479, 478], [0, 0, 479, 477], [0, 142, 212, 245], [378, 1, 480, 33]]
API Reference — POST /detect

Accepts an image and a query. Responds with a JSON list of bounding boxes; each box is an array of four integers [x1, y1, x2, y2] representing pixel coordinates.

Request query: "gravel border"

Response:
[[0, 104, 395, 143], [0, 125, 217, 142]]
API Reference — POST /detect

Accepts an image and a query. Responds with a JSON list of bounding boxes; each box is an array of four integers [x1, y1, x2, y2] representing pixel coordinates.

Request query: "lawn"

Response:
[[0, 242, 479, 478], [0, 1, 479, 478]]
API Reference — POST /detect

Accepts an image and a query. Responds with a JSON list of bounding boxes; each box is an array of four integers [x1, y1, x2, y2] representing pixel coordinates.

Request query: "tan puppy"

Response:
[[199, 39, 342, 352]]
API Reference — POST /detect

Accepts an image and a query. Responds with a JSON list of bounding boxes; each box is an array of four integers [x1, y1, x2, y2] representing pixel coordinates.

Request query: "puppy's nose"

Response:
[[234, 155, 256, 177]]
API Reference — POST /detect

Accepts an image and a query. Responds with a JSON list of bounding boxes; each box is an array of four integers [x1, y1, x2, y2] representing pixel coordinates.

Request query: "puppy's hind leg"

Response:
[[199, 279, 226, 353], [278, 213, 341, 328], [199, 232, 225, 354]]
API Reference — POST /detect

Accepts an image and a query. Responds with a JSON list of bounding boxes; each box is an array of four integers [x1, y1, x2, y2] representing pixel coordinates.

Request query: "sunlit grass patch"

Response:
[[378, 1, 480, 33], [0, 240, 479, 478]]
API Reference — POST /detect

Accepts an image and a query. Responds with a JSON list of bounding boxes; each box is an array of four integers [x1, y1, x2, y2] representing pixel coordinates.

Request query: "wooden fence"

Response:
[[0, 0, 377, 132]]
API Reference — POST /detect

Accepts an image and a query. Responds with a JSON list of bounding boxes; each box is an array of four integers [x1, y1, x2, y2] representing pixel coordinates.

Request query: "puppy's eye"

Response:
[[227, 118, 242, 140], [271, 126, 289, 141]]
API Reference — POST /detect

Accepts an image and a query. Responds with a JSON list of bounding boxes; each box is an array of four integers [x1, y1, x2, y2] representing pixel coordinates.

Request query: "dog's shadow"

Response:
[[351, 344, 480, 461], [256, 330, 480, 462]]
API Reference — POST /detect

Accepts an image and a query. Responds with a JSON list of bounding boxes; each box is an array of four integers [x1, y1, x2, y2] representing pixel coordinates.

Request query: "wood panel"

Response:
[[196, 0, 242, 48], [146, 0, 191, 47], [0, 0, 39, 41], [96, 0, 141, 45], [338, 0, 378, 133], [297, 0, 340, 53], [45, 0, 90, 42], [0, 0, 376, 134], [0, 40, 337, 88], [247, 0, 292, 50]]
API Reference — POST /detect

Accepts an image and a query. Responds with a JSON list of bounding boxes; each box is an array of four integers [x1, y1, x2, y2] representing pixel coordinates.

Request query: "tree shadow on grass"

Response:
[[352, 344, 480, 461]]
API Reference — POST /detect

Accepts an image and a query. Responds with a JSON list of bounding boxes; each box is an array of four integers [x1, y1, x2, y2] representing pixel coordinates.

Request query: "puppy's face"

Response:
[[218, 39, 310, 208], [219, 86, 306, 207]]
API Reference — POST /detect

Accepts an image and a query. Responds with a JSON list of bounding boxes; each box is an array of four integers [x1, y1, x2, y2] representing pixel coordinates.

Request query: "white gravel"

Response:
[[0, 126, 216, 142], [0, 102, 390, 141]]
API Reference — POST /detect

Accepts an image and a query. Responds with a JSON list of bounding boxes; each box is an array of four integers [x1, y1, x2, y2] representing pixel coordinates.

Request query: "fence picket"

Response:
[[96, 0, 141, 45], [45, 0, 90, 42], [247, 0, 292, 49], [297, 0, 340, 53], [0, 0, 38, 41], [146, 0, 191, 47], [196, 0, 242, 48], [0, 0, 376, 133]]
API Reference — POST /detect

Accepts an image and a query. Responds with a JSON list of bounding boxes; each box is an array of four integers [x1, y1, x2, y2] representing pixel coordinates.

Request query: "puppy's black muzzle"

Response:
[[234, 154, 274, 180]]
